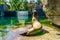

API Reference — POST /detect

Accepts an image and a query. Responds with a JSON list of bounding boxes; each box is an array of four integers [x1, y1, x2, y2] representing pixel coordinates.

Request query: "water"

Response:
[[0, 16, 46, 26], [0, 17, 18, 26]]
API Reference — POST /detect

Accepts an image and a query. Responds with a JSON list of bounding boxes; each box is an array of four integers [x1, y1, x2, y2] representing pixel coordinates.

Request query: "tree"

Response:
[[9, 0, 21, 11], [0, 0, 5, 4], [9, 0, 29, 11]]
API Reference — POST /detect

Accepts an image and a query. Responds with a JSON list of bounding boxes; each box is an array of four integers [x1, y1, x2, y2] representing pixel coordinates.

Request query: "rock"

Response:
[[5, 26, 32, 40], [43, 0, 60, 26]]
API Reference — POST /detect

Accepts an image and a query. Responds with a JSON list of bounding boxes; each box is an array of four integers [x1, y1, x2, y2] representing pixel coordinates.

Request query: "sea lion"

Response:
[[27, 10, 42, 35]]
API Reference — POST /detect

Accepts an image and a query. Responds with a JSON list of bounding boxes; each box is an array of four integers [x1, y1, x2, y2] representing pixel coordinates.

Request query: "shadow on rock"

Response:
[[21, 29, 49, 37]]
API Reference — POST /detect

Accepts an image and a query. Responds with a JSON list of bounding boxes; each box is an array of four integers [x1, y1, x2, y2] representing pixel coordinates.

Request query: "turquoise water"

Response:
[[0, 17, 18, 25], [0, 16, 32, 26], [0, 16, 46, 26]]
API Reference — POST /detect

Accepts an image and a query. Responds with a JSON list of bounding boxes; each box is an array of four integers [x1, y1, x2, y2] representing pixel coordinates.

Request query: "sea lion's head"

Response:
[[33, 10, 39, 19]]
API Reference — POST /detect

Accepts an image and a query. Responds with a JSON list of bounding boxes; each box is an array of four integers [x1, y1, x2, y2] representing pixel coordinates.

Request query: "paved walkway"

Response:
[[20, 25, 60, 40]]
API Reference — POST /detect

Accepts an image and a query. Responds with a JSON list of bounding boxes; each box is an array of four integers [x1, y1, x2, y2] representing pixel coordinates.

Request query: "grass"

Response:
[[40, 19, 57, 29]]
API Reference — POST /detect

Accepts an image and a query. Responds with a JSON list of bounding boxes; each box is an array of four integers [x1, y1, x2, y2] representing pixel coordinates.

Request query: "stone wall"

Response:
[[42, 0, 60, 26], [43, 0, 60, 15]]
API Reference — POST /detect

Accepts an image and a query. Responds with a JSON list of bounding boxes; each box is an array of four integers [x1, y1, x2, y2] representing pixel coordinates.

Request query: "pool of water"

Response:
[[0, 17, 18, 25], [0, 16, 46, 26]]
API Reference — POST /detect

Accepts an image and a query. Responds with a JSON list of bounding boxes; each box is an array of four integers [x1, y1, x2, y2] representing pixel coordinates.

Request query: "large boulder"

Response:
[[43, 0, 60, 26]]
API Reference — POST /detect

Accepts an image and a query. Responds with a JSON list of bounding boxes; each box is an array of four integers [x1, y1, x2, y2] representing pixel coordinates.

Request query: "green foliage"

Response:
[[19, 2, 25, 11], [37, 0, 41, 5], [9, 0, 29, 11], [9, 0, 20, 11], [0, 1, 5, 4]]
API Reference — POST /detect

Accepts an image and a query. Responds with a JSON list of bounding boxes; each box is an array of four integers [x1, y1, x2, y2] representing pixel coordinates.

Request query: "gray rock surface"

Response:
[[5, 25, 32, 40]]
